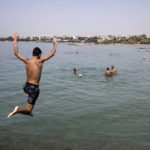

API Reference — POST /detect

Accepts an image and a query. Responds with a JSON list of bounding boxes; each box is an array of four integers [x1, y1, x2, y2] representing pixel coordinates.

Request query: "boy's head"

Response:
[[33, 47, 42, 58], [107, 67, 109, 70]]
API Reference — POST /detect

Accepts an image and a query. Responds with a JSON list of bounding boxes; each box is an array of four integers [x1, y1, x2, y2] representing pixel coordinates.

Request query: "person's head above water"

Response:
[[107, 67, 109, 70], [111, 66, 114, 69], [33, 47, 42, 58], [111, 65, 117, 73], [73, 68, 77, 74]]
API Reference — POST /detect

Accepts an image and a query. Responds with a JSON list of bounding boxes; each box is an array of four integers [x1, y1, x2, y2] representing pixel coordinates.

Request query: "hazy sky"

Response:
[[0, 0, 150, 36]]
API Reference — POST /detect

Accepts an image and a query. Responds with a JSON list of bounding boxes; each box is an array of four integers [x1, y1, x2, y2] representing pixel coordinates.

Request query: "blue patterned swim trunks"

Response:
[[23, 82, 40, 105]]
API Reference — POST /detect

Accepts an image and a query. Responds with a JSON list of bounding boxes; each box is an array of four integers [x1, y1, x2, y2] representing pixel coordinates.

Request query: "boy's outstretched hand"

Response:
[[14, 33, 18, 41], [53, 37, 57, 46]]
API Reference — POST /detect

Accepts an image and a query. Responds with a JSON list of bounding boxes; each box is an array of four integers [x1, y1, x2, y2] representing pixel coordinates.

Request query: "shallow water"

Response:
[[0, 41, 150, 150]]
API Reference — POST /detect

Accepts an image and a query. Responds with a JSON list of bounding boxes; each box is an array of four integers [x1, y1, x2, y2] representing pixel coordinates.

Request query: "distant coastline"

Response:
[[68, 42, 150, 46], [0, 34, 150, 45]]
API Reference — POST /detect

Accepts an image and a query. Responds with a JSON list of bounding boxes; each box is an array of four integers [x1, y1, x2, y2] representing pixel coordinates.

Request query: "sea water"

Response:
[[0, 41, 150, 150]]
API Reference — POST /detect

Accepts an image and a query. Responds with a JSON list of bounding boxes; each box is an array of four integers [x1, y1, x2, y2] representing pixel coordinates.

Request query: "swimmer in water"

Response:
[[111, 66, 117, 74], [73, 68, 77, 74], [105, 67, 112, 76]]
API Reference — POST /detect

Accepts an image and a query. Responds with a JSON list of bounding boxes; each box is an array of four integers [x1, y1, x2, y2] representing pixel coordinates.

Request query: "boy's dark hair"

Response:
[[33, 47, 42, 56], [107, 67, 109, 70]]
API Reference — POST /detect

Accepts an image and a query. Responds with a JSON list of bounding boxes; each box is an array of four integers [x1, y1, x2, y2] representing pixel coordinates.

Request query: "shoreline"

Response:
[[68, 42, 150, 46], [0, 40, 150, 46]]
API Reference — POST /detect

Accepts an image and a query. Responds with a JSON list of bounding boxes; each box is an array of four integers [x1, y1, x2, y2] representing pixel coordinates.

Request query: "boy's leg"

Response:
[[17, 103, 34, 116], [7, 103, 33, 118]]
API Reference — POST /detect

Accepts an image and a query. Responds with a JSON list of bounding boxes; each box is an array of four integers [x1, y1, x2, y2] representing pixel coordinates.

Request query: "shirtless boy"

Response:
[[8, 33, 57, 118], [111, 66, 117, 74], [105, 67, 112, 76]]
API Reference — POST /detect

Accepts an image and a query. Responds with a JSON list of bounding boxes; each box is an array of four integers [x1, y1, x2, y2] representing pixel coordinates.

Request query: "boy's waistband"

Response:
[[26, 82, 39, 87]]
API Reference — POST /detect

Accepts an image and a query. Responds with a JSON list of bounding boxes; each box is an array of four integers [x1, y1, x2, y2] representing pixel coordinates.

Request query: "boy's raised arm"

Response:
[[41, 37, 57, 62], [14, 33, 28, 63]]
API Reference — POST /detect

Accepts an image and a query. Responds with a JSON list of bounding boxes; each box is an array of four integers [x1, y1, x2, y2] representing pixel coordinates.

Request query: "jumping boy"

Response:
[[8, 33, 57, 118]]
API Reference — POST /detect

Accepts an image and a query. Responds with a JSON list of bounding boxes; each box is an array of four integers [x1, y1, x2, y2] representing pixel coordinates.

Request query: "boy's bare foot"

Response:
[[7, 106, 19, 118]]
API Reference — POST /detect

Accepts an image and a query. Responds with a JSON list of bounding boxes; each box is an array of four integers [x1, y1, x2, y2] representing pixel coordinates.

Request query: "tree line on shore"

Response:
[[0, 34, 150, 44]]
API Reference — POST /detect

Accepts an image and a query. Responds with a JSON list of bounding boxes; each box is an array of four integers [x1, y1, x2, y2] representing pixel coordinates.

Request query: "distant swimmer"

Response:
[[73, 68, 77, 74], [105, 67, 112, 76], [7, 33, 57, 118], [111, 66, 117, 74], [73, 68, 82, 77], [143, 56, 146, 60]]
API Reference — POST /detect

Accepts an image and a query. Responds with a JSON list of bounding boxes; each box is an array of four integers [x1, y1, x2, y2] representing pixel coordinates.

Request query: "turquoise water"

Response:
[[0, 41, 150, 150]]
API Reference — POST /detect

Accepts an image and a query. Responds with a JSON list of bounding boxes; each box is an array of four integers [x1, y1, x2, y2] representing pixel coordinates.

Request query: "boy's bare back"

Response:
[[26, 59, 43, 85]]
